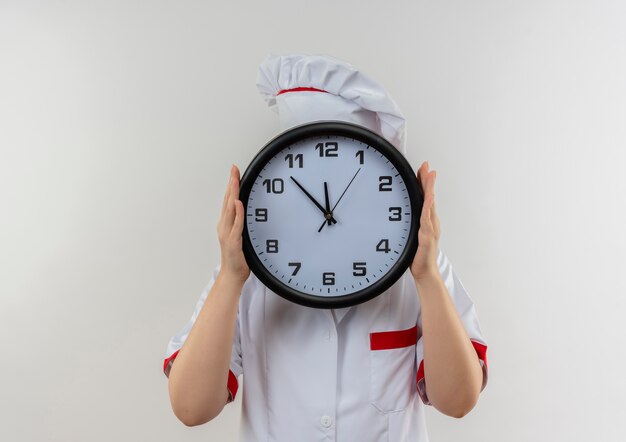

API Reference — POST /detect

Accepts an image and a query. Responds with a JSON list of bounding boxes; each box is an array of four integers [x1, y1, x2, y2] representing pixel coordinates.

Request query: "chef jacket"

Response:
[[163, 245, 488, 442]]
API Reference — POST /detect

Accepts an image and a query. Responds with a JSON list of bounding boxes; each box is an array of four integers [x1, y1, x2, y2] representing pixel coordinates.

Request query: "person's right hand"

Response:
[[216, 164, 250, 285]]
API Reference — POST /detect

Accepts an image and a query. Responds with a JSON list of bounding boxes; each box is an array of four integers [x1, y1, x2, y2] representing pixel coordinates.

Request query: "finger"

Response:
[[425, 172, 437, 230], [221, 165, 235, 215], [430, 196, 440, 239], [224, 167, 239, 227], [417, 162, 428, 196], [230, 199, 243, 238], [420, 193, 434, 231], [427, 169, 436, 197], [232, 200, 246, 238], [428, 172, 440, 238], [418, 165, 433, 209], [420, 171, 435, 214], [233, 165, 241, 200]]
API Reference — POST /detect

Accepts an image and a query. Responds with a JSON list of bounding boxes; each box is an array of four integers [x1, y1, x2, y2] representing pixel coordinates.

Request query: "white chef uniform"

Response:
[[164, 54, 488, 442]]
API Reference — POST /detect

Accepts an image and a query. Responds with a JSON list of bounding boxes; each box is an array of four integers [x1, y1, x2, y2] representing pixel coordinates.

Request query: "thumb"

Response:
[[231, 199, 244, 238]]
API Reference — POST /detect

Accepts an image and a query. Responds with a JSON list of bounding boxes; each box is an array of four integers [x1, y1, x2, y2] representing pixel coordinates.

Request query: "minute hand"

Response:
[[331, 168, 361, 211], [290, 176, 338, 223]]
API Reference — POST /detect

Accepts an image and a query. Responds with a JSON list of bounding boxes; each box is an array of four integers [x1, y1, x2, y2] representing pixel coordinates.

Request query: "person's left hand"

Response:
[[410, 161, 441, 282]]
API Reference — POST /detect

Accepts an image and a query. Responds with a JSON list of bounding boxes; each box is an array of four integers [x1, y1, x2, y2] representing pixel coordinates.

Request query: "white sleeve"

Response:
[[415, 246, 489, 405], [162, 263, 243, 403]]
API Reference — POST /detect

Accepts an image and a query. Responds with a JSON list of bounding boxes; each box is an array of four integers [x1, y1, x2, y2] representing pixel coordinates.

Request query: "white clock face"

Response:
[[246, 135, 413, 298]]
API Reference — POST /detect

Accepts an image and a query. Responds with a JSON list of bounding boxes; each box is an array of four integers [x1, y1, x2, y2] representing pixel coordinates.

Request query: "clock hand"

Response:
[[323, 181, 336, 226], [317, 181, 338, 233], [290, 176, 338, 224], [332, 168, 361, 211], [318, 168, 361, 232]]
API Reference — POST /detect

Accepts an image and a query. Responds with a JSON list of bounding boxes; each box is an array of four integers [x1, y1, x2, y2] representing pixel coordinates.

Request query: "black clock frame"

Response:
[[239, 121, 423, 309]]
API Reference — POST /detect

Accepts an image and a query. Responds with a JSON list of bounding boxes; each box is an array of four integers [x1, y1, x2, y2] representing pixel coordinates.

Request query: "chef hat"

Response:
[[256, 54, 407, 156]]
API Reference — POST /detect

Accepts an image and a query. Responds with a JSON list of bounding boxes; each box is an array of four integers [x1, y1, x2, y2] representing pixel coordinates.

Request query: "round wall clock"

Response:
[[239, 121, 423, 309]]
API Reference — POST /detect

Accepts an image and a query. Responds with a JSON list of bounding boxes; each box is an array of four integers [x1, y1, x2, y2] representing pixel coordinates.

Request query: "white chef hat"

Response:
[[256, 54, 407, 156]]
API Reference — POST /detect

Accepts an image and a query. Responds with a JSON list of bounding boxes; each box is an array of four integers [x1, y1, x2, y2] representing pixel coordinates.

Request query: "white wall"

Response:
[[1, 1, 625, 441]]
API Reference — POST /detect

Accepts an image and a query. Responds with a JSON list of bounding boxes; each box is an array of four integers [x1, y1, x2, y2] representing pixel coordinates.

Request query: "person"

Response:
[[163, 54, 488, 442]]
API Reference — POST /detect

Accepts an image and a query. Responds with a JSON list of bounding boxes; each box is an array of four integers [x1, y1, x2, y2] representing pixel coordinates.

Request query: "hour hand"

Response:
[[290, 176, 338, 223], [323, 182, 336, 226]]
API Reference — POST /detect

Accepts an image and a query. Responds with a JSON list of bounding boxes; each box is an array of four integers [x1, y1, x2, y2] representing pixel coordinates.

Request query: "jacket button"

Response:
[[320, 415, 332, 428]]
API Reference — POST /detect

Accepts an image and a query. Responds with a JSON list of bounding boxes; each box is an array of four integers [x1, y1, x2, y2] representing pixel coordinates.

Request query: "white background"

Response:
[[1, 1, 625, 441]]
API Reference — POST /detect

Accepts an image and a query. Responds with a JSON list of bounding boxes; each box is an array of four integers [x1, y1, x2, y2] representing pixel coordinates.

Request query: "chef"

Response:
[[163, 53, 488, 442]]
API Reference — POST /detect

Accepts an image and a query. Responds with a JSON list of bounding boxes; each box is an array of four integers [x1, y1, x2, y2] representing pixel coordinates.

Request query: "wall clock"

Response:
[[239, 121, 422, 309]]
